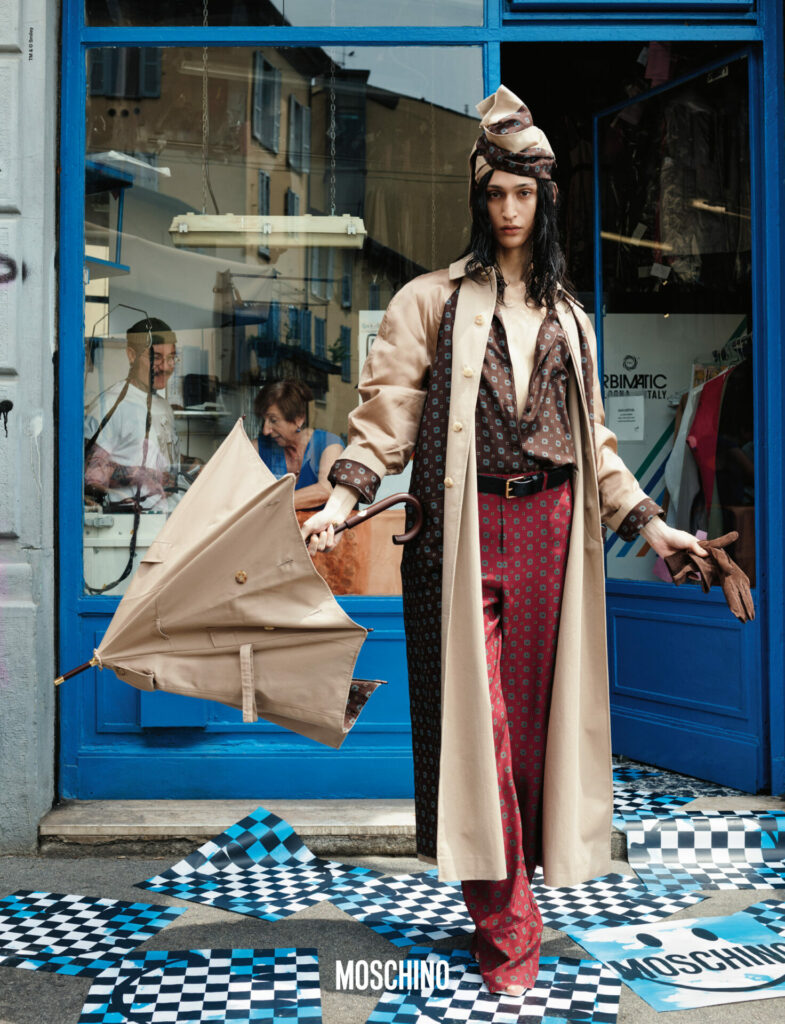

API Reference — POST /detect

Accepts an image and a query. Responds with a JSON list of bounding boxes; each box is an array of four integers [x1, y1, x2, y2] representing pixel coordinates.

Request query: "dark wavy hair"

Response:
[[463, 168, 572, 309]]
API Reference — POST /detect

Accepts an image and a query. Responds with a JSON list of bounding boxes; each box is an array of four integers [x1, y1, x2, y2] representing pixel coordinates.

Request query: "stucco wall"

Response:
[[0, 0, 57, 852]]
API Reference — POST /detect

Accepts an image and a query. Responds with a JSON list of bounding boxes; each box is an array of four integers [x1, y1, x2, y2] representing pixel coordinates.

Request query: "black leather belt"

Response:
[[477, 466, 572, 500]]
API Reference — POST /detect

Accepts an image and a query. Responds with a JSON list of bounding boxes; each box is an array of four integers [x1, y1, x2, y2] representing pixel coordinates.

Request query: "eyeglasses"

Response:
[[150, 354, 178, 368]]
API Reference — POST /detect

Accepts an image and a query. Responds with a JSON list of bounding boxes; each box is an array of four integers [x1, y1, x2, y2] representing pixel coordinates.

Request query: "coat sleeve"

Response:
[[328, 274, 442, 503], [575, 304, 664, 540]]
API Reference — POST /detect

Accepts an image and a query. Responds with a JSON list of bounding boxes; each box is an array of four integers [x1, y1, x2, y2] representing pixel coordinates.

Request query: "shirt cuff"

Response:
[[328, 458, 382, 504], [615, 497, 664, 542]]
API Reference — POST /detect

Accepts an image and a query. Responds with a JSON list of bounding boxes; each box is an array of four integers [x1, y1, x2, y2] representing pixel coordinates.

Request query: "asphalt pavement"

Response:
[[1, 853, 784, 1024]]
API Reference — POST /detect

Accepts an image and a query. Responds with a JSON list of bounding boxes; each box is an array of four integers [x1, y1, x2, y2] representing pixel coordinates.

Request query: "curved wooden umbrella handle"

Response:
[[334, 493, 423, 545]]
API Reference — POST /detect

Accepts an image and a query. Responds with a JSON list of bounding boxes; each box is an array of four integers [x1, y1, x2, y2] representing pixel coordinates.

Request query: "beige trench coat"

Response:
[[340, 257, 651, 885]]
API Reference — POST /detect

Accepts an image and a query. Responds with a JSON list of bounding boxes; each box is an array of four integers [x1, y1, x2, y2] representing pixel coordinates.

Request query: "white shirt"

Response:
[[84, 379, 181, 511], [496, 300, 548, 415]]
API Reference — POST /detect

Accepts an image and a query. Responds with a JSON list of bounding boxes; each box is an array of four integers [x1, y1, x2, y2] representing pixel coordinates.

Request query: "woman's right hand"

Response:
[[301, 485, 359, 556]]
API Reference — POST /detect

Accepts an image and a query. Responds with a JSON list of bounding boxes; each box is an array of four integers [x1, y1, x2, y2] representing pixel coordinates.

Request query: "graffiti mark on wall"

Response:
[[0, 400, 13, 437], [0, 255, 18, 286]]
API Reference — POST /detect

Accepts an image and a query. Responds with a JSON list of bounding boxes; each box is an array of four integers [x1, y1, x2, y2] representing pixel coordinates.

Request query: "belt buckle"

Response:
[[504, 475, 527, 499]]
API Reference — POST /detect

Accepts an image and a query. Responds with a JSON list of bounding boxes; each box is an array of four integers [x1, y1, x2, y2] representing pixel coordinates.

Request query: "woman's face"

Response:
[[261, 402, 304, 446], [485, 170, 539, 253]]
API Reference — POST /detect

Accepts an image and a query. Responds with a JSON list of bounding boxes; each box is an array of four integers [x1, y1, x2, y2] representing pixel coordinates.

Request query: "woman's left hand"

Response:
[[641, 516, 708, 559]]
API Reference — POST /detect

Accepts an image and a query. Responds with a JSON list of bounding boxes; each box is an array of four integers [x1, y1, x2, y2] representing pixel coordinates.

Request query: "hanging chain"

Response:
[[328, 0, 337, 216], [201, 0, 209, 215], [430, 96, 437, 270]]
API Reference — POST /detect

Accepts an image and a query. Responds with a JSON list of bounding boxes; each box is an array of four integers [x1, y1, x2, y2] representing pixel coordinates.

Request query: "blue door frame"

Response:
[[58, 1, 785, 797]]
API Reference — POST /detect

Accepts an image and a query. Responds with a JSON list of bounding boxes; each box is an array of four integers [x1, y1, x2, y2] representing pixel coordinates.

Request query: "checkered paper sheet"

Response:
[[368, 947, 621, 1024], [530, 872, 705, 931], [737, 898, 785, 935], [332, 868, 704, 948], [331, 871, 472, 947], [624, 810, 785, 891], [0, 891, 184, 976], [611, 786, 693, 827], [78, 947, 321, 1024], [137, 806, 383, 920]]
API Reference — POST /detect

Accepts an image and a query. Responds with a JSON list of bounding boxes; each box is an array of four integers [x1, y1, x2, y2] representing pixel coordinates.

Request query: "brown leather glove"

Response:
[[665, 531, 755, 623]]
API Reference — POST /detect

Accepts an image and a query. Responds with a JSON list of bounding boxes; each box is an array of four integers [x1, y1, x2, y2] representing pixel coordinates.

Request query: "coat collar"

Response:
[[448, 256, 473, 280]]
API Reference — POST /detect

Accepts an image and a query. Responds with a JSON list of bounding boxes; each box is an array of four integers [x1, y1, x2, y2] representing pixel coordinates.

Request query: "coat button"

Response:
[[462, 366, 474, 378], [444, 477, 454, 488], [235, 571, 248, 584], [452, 421, 463, 432], [474, 314, 485, 326]]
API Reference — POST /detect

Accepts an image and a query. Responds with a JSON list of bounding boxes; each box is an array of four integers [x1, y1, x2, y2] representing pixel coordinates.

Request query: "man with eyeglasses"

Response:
[[84, 317, 187, 513]]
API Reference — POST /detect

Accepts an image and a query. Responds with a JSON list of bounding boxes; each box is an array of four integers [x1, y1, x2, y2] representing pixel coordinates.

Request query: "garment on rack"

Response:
[[687, 370, 730, 523], [664, 383, 704, 531]]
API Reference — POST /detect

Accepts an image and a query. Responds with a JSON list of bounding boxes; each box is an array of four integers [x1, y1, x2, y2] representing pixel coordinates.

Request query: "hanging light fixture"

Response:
[[169, 212, 366, 249]]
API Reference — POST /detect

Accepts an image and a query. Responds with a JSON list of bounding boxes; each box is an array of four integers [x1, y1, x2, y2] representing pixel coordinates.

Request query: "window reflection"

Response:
[[82, 44, 481, 595], [85, 0, 483, 28]]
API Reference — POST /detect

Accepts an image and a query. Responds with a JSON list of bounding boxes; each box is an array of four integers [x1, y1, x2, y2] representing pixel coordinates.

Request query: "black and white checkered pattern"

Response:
[[138, 805, 383, 920], [0, 891, 183, 976], [368, 948, 620, 1024], [78, 947, 321, 1024], [331, 871, 472, 946], [625, 810, 785, 891], [529, 871, 705, 931]]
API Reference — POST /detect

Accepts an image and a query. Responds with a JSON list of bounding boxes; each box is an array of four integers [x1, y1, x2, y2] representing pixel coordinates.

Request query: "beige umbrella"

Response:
[[58, 419, 420, 749]]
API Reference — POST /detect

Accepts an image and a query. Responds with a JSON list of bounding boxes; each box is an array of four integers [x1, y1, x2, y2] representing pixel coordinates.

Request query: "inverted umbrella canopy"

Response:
[[72, 420, 384, 749]]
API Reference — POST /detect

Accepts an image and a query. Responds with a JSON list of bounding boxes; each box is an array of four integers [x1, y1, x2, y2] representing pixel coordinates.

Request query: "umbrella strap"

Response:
[[239, 644, 259, 723]]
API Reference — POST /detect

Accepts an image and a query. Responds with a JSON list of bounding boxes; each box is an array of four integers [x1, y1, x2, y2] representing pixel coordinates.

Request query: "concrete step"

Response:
[[39, 798, 632, 860], [39, 799, 419, 858]]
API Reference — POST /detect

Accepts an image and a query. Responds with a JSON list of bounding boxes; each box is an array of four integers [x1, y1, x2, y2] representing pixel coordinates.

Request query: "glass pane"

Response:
[[82, 44, 482, 596], [86, 0, 482, 27], [599, 57, 753, 584]]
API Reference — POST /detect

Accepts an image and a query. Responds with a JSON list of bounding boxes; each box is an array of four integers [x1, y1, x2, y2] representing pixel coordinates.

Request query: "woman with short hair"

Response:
[[254, 378, 344, 511]]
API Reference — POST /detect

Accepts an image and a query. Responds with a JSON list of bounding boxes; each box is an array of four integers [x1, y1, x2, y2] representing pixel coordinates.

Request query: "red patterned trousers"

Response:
[[462, 478, 572, 993]]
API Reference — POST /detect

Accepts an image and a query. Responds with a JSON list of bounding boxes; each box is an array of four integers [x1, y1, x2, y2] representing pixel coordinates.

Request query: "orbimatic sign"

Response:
[[570, 910, 785, 1011]]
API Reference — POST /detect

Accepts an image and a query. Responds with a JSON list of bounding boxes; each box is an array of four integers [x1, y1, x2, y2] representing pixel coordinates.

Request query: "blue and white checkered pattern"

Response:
[[625, 810, 785, 891], [368, 947, 620, 1024], [331, 870, 471, 947], [612, 787, 693, 827], [78, 947, 321, 1023], [0, 891, 184, 976], [737, 898, 785, 935], [137, 806, 383, 920], [530, 872, 705, 931]]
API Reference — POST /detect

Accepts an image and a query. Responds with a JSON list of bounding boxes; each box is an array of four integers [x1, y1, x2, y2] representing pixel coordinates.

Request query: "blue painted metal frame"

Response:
[[59, 1, 784, 796], [757, 0, 785, 794]]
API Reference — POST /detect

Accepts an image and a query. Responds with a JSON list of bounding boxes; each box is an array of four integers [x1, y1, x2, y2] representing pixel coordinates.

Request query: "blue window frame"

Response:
[[252, 52, 281, 153], [340, 324, 352, 382], [257, 169, 271, 259], [506, 1, 755, 12], [369, 281, 381, 309], [314, 316, 326, 358], [285, 188, 300, 216], [88, 47, 161, 98], [299, 309, 312, 351], [341, 251, 353, 309]]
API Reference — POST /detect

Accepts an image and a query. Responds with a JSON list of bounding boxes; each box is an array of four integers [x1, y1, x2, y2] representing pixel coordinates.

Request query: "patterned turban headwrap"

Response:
[[470, 85, 555, 183]]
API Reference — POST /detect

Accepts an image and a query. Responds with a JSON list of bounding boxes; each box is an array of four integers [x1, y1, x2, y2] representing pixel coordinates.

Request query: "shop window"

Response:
[[88, 48, 161, 98], [287, 95, 311, 174], [257, 170, 271, 259], [252, 53, 282, 154], [81, 43, 481, 596]]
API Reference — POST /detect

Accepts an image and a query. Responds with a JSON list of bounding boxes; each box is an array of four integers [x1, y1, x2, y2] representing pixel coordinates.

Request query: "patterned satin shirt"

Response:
[[330, 295, 661, 542]]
